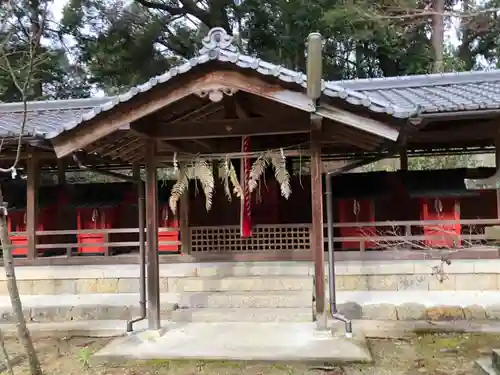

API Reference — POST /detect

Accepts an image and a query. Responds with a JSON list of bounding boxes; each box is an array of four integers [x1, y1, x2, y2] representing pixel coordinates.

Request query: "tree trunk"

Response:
[[0, 328, 14, 375], [431, 0, 445, 73], [458, 0, 473, 70], [0, 189, 43, 375]]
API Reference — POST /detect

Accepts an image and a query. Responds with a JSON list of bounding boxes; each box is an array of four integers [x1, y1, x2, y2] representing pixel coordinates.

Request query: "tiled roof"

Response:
[[0, 97, 112, 137], [1, 28, 500, 139], [0, 28, 419, 139], [334, 70, 500, 114]]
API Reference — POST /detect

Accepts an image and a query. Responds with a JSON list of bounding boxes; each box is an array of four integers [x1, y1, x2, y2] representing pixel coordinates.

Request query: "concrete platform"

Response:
[[93, 322, 372, 364]]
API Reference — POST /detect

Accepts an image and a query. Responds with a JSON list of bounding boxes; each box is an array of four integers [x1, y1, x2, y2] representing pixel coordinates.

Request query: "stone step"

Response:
[[493, 349, 500, 372], [475, 357, 499, 375], [0, 293, 180, 323], [179, 291, 312, 308], [0, 303, 177, 323], [171, 307, 313, 323], [167, 275, 313, 293]]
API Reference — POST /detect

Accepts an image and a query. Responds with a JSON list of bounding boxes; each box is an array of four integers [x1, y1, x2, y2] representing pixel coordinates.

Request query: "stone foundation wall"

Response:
[[2, 259, 499, 295], [2, 259, 500, 322]]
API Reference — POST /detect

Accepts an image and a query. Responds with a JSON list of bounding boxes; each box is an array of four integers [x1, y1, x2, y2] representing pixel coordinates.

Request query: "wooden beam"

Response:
[[145, 139, 160, 330], [50, 70, 316, 159], [411, 121, 500, 143], [26, 147, 39, 259], [0, 151, 55, 161], [317, 104, 400, 141], [190, 139, 214, 151], [140, 115, 310, 140], [323, 125, 381, 150], [169, 102, 222, 123], [310, 115, 326, 330]]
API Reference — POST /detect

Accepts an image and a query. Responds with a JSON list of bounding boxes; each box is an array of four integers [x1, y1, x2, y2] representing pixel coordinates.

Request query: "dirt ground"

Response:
[[3, 332, 500, 375]]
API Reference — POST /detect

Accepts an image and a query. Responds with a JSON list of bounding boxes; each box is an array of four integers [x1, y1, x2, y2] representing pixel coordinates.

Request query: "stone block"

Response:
[[455, 274, 497, 291], [29, 307, 62, 322], [347, 261, 415, 275], [425, 306, 465, 321], [337, 275, 368, 291], [367, 275, 398, 290], [198, 263, 310, 277], [95, 278, 119, 293], [336, 302, 362, 319], [159, 278, 169, 293], [397, 275, 429, 291], [16, 280, 33, 295], [485, 305, 500, 320], [0, 308, 31, 323], [101, 306, 131, 320], [0, 281, 8, 294], [414, 260, 473, 274], [361, 304, 398, 320], [463, 305, 487, 320], [396, 303, 426, 320], [69, 306, 100, 321], [473, 260, 500, 273], [31, 279, 56, 295], [54, 279, 77, 294], [118, 278, 140, 293], [167, 276, 312, 293], [428, 274, 456, 290], [74, 279, 99, 294], [160, 305, 174, 319]]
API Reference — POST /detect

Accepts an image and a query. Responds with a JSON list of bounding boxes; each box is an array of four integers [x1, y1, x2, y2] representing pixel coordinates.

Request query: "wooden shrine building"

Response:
[[3, 28, 500, 330]]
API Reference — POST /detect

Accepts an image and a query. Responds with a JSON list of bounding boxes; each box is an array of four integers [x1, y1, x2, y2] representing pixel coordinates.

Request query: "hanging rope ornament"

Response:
[[241, 136, 252, 238], [434, 198, 443, 214], [162, 206, 169, 224], [353, 199, 361, 219]]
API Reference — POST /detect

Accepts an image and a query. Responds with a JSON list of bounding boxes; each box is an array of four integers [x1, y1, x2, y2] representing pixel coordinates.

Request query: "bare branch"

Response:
[[358, 4, 500, 21], [357, 222, 488, 281]]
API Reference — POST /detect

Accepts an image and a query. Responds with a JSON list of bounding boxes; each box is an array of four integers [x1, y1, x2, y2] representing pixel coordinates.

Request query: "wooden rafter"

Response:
[[316, 104, 400, 141], [136, 114, 310, 140], [50, 70, 317, 158], [410, 120, 500, 143]]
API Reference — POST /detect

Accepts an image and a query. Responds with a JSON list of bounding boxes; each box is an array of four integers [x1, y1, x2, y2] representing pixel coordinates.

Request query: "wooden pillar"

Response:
[[26, 147, 39, 259], [496, 136, 500, 219], [310, 116, 326, 330], [132, 163, 140, 180], [179, 182, 190, 254], [399, 148, 408, 171], [57, 159, 66, 185], [145, 140, 160, 330]]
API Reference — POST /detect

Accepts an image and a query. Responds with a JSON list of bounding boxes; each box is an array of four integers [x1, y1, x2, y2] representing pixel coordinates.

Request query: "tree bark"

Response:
[[0, 188, 43, 375], [431, 0, 445, 73], [0, 328, 14, 375]]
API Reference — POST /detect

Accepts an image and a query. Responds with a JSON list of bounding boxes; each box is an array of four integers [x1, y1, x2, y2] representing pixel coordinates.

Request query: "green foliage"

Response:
[[2, 0, 500, 99], [0, 0, 92, 102], [77, 346, 91, 368], [408, 155, 478, 170]]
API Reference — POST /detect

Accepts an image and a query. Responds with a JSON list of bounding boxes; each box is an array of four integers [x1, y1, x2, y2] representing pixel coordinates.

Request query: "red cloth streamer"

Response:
[[240, 136, 252, 238]]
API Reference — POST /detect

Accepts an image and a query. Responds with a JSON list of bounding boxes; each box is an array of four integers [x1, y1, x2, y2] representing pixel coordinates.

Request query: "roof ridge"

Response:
[[332, 70, 500, 91], [0, 97, 114, 113]]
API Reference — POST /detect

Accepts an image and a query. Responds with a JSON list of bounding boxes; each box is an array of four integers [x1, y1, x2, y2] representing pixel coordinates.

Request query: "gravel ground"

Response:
[[2, 332, 499, 374]]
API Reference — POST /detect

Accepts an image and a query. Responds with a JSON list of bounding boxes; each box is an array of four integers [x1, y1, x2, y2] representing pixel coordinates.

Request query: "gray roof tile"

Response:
[[37, 27, 418, 139], [0, 97, 113, 137], [334, 70, 500, 114], [2, 29, 500, 140]]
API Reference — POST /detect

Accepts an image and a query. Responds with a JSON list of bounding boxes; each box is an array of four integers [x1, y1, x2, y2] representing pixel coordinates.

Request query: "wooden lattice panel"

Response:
[[190, 225, 311, 253]]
